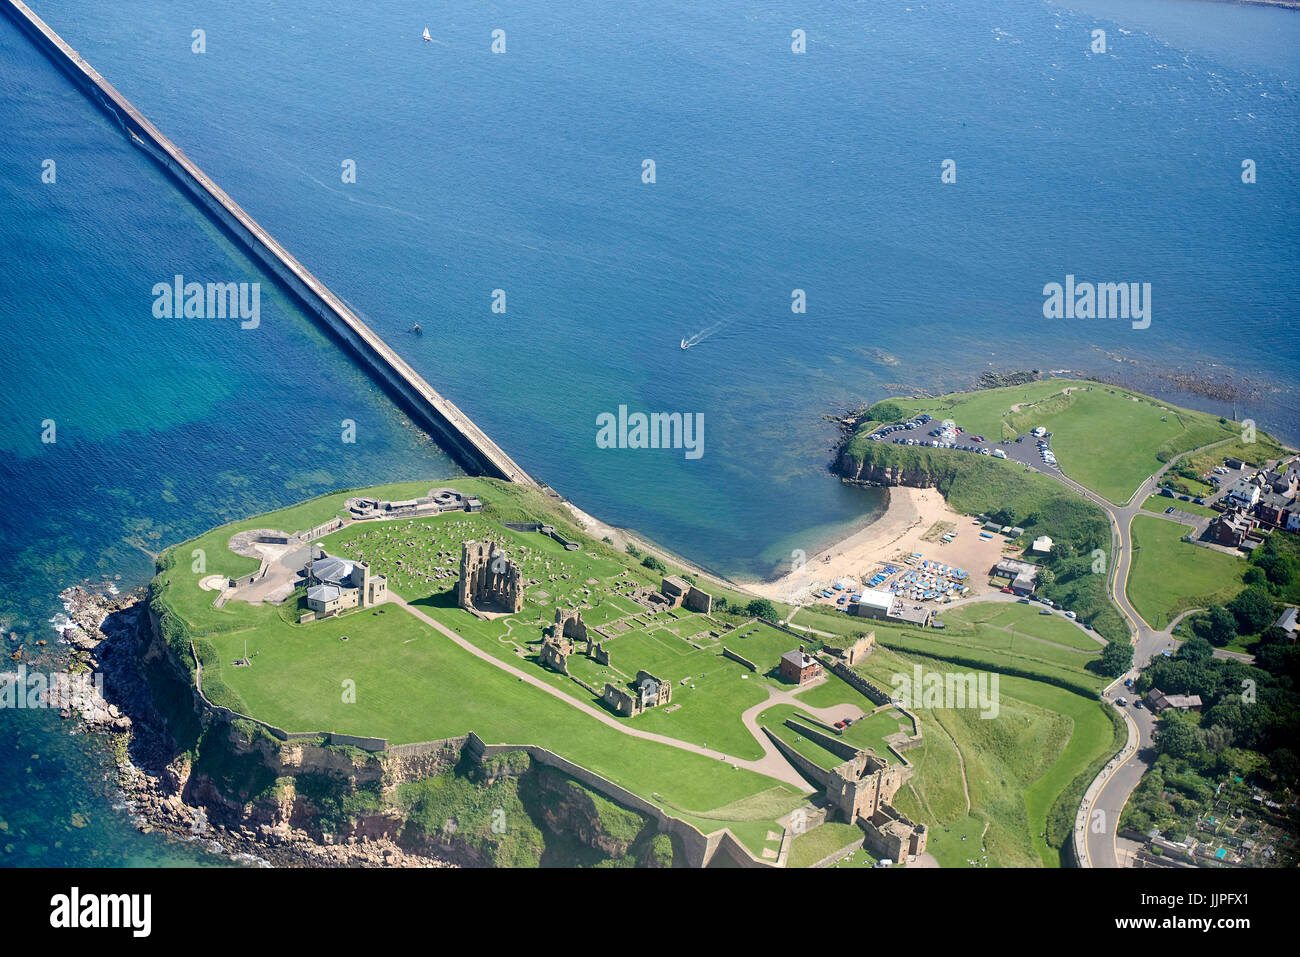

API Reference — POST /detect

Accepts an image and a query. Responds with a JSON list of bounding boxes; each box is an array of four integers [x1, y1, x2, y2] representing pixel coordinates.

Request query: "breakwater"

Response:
[[5, 0, 536, 487]]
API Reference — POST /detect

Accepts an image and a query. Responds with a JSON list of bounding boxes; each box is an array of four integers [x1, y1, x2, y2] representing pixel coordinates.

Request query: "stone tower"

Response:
[[457, 540, 524, 613]]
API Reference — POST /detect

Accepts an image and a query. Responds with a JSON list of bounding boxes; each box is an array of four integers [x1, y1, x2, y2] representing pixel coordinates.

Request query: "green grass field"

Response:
[[865, 380, 1235, 504], [158, 478, 1126, 867], [852, 645, 1114, 867], [789, 822, 868, 868], [1128, 515, 1247, 629]]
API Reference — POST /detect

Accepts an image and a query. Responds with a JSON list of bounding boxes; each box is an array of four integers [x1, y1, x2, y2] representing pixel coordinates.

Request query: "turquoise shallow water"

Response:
[[2, 0, 1297, 865]]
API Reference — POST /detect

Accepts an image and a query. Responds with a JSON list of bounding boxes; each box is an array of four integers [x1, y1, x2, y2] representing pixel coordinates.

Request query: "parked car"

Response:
[[1000, 586, 1014, 594], [1065, 610, 1077, 619], [1039, 608, 1052, 615]]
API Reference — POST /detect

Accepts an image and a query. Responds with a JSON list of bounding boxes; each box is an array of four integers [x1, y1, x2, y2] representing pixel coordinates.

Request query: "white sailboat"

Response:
[[422, 27, 432, 42]]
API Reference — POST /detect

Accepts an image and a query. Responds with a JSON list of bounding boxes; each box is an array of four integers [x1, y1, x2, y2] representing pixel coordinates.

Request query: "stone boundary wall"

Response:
[[295, 518, 345, 543], [721, 647, 757, 671], [386, 737, 468, 759], [468, 734, 777, 869], [191, 641, 389, 751], [784, 719, 859, 762], [502, 522, 581, 551], [828, 660, 895, 706], [2, 0, 536, 487], [809, 831, 869, 869], [762, 728, 831, 789]]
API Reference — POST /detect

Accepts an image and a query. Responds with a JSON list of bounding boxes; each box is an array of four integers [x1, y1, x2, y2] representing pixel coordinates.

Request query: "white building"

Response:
[[305, 551, 387, 618], [1031, 536, 1054, 555]]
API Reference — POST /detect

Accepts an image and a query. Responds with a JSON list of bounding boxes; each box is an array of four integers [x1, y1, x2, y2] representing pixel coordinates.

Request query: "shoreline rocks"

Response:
[[50, 583, 454, 869]]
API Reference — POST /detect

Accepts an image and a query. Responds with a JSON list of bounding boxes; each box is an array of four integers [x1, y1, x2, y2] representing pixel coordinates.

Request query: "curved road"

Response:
[[1022, 436, 1237, 867]]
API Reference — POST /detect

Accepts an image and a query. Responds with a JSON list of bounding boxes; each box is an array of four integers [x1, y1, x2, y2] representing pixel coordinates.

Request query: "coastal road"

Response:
[[1019, 435, 1237, 867], [1082, 695, 1157, 868]]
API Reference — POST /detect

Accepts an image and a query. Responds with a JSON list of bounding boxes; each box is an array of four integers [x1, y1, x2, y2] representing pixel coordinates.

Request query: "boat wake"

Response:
[[680, 319, 733, 350]]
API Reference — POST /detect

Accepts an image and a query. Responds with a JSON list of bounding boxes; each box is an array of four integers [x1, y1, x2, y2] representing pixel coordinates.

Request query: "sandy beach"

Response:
[[737, 487, 1011, 605]]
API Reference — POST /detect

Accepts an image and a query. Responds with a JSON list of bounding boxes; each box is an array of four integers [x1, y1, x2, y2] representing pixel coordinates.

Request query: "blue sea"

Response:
[[2, 0, 1297, 865]]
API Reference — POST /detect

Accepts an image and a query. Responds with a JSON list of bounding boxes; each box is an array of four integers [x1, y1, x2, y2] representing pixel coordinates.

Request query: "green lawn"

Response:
[[853, 647, 1114, 867], [201, 602, 808, 853], [866, 380, 1235, 504], [1128, 515, 1246, 629], [157, 479, 1128, 867], [789, 822, 867, 868]]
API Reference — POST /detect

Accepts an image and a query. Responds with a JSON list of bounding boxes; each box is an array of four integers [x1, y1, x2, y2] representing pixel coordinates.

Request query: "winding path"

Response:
[[387, 594, 813, 789]]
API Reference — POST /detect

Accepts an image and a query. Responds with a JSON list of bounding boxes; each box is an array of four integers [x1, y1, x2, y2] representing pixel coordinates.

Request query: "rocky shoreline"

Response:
[[51, 584, 454, 869]]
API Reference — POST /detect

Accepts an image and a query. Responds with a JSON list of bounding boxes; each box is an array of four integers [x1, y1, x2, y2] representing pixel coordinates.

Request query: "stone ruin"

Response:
[[658, 575, 714, 614], [825, 749, 927, 860], [539, 633, 573, 675], [602, 669, 671, 717], [824, 631, 875, 666], [542, 609, 610, 671], [457, 539, 524, 614]]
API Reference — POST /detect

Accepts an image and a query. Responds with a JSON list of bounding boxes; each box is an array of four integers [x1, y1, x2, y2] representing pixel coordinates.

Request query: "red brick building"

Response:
[[779, 647, 823, 686]]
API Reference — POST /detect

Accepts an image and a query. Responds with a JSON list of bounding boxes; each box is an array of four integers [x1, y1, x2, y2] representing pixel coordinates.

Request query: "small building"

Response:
[[1031, 535, 1054, 555], [779, 647, 823, 686], [850, 589, 894, 621], [305, 552, 386, 618], [1225, 478, 1261, 510], [1224, 457, 1245, 470], [1274, 607, 1298, 641], [1145, 688, 1203, 713], [992, 558, 1039, 595], [1256, 492, 1291, 528]]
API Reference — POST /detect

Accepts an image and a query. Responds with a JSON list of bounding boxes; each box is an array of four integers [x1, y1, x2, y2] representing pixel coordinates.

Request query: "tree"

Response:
[[745, 598, 778, 621], [1206, 605, 1237, 648], [1228, 587, 1277, 635], [1158, 718, 1197, 760], [1178, 635, 1214, 664], [1096, 640, 1133, 677], [641, 555, 666, 573]]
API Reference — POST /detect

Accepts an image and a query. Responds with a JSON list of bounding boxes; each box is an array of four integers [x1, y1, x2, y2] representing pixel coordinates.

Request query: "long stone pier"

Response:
[[6, 0, 537, 487]]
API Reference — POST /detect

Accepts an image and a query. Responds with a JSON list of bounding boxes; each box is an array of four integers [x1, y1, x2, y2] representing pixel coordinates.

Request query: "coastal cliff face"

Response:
[[54, 585, 669, 868], [835, 448, 942, 488]]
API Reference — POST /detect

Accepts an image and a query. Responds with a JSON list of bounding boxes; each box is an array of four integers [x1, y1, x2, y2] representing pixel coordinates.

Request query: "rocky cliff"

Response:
[[52, 584, 673, 868]]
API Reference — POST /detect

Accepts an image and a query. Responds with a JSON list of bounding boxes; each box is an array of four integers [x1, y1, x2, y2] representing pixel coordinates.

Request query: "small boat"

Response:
[[411, 323, 423, 335], [422, 28, 432, 42], [680, 338, 689, 350]]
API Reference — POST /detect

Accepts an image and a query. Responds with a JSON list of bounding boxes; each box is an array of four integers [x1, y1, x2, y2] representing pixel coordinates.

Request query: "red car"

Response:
[[1000, 586, 1014, 594], [834, 720, 847, 730]]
